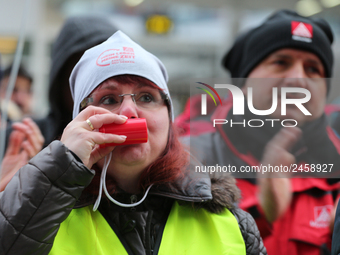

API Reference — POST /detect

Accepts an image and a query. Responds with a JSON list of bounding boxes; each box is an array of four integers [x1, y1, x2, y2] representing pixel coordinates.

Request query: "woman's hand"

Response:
[[60, 106, 127, 169], [0, 118, 45, 192]]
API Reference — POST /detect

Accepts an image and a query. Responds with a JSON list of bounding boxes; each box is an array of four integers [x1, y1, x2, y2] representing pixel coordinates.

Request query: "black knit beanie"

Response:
[[222, 9, 334, 83]]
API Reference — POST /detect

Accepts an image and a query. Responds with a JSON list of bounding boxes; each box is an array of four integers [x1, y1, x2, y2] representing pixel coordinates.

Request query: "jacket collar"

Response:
[[75, 159, 240, 214]]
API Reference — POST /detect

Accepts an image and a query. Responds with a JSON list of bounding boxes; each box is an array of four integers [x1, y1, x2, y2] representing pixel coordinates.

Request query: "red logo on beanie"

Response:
[[123, 47, 134, 52], [96, 47, 135, 66], [291, 21, 313, 42]]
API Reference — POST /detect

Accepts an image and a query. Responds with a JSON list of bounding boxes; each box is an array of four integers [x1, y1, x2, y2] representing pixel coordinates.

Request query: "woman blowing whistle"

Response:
[[0, 31, 266, 255]]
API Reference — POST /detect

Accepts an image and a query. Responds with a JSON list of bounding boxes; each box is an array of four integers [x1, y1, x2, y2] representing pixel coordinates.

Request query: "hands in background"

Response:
[[258, 127, 302, 223], [0, 118, 44, 192]]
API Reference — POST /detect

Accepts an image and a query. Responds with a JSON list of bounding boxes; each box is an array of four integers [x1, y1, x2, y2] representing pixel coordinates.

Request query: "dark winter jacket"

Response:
[[326, 104, 340, 137], [0, 141, 266, 255], [332, 202, 340, 255]]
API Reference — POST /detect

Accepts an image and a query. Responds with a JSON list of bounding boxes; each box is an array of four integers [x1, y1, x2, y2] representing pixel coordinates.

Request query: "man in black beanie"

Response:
[[176, 9, 340, 255], [223, 10, 333, 79]]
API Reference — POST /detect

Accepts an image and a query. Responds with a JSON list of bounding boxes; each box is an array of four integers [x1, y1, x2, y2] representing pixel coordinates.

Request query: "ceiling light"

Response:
[[296, 0, 322, 16], [320, 0, 340, 8], [0, 37, 18, 54], [124, 0, 144, 7]]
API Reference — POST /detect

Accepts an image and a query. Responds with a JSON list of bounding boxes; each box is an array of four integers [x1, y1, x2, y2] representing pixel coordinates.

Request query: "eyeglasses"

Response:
[[80, 90, 169, 112]]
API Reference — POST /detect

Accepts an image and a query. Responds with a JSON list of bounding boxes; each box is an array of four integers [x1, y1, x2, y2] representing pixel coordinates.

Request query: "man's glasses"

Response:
[[80, 89, 169, 112]]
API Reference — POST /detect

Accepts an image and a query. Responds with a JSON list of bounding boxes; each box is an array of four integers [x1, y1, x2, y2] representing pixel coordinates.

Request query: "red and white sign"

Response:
[[291, 21, 313, 42], [309, 205, 332, 228]]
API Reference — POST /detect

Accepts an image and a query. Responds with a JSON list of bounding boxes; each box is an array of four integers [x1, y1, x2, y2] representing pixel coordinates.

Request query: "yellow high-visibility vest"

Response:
[[50, 201, 246, 255]]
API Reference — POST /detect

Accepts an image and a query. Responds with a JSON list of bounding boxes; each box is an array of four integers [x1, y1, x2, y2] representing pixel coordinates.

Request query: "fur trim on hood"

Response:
[[193, 174, 241, 214]]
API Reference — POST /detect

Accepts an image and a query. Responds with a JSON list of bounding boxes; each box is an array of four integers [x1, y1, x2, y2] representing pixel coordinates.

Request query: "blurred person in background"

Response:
[[0, 30, 266, 255], [33, 15, 118, 147], [0, 57, 44, 192], [0, 63, 33, 119], [176, 9, 340, 255], [1, 16, 117, 194], [0, 118, 44, 191]]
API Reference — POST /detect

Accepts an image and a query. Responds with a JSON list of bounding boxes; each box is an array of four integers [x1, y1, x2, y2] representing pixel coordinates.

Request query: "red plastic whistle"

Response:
[[99, 118, 148, 147]]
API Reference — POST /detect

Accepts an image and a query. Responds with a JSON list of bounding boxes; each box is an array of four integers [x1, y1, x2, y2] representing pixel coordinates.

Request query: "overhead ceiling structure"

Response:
[[1, 0, 340, 117], [119, 0, 340, 16], [46, 0, 340, 17], [44, 0, 340, 107]]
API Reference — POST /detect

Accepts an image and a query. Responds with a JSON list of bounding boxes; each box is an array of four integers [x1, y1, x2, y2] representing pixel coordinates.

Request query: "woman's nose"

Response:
[[117, 95, 138, 118]]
